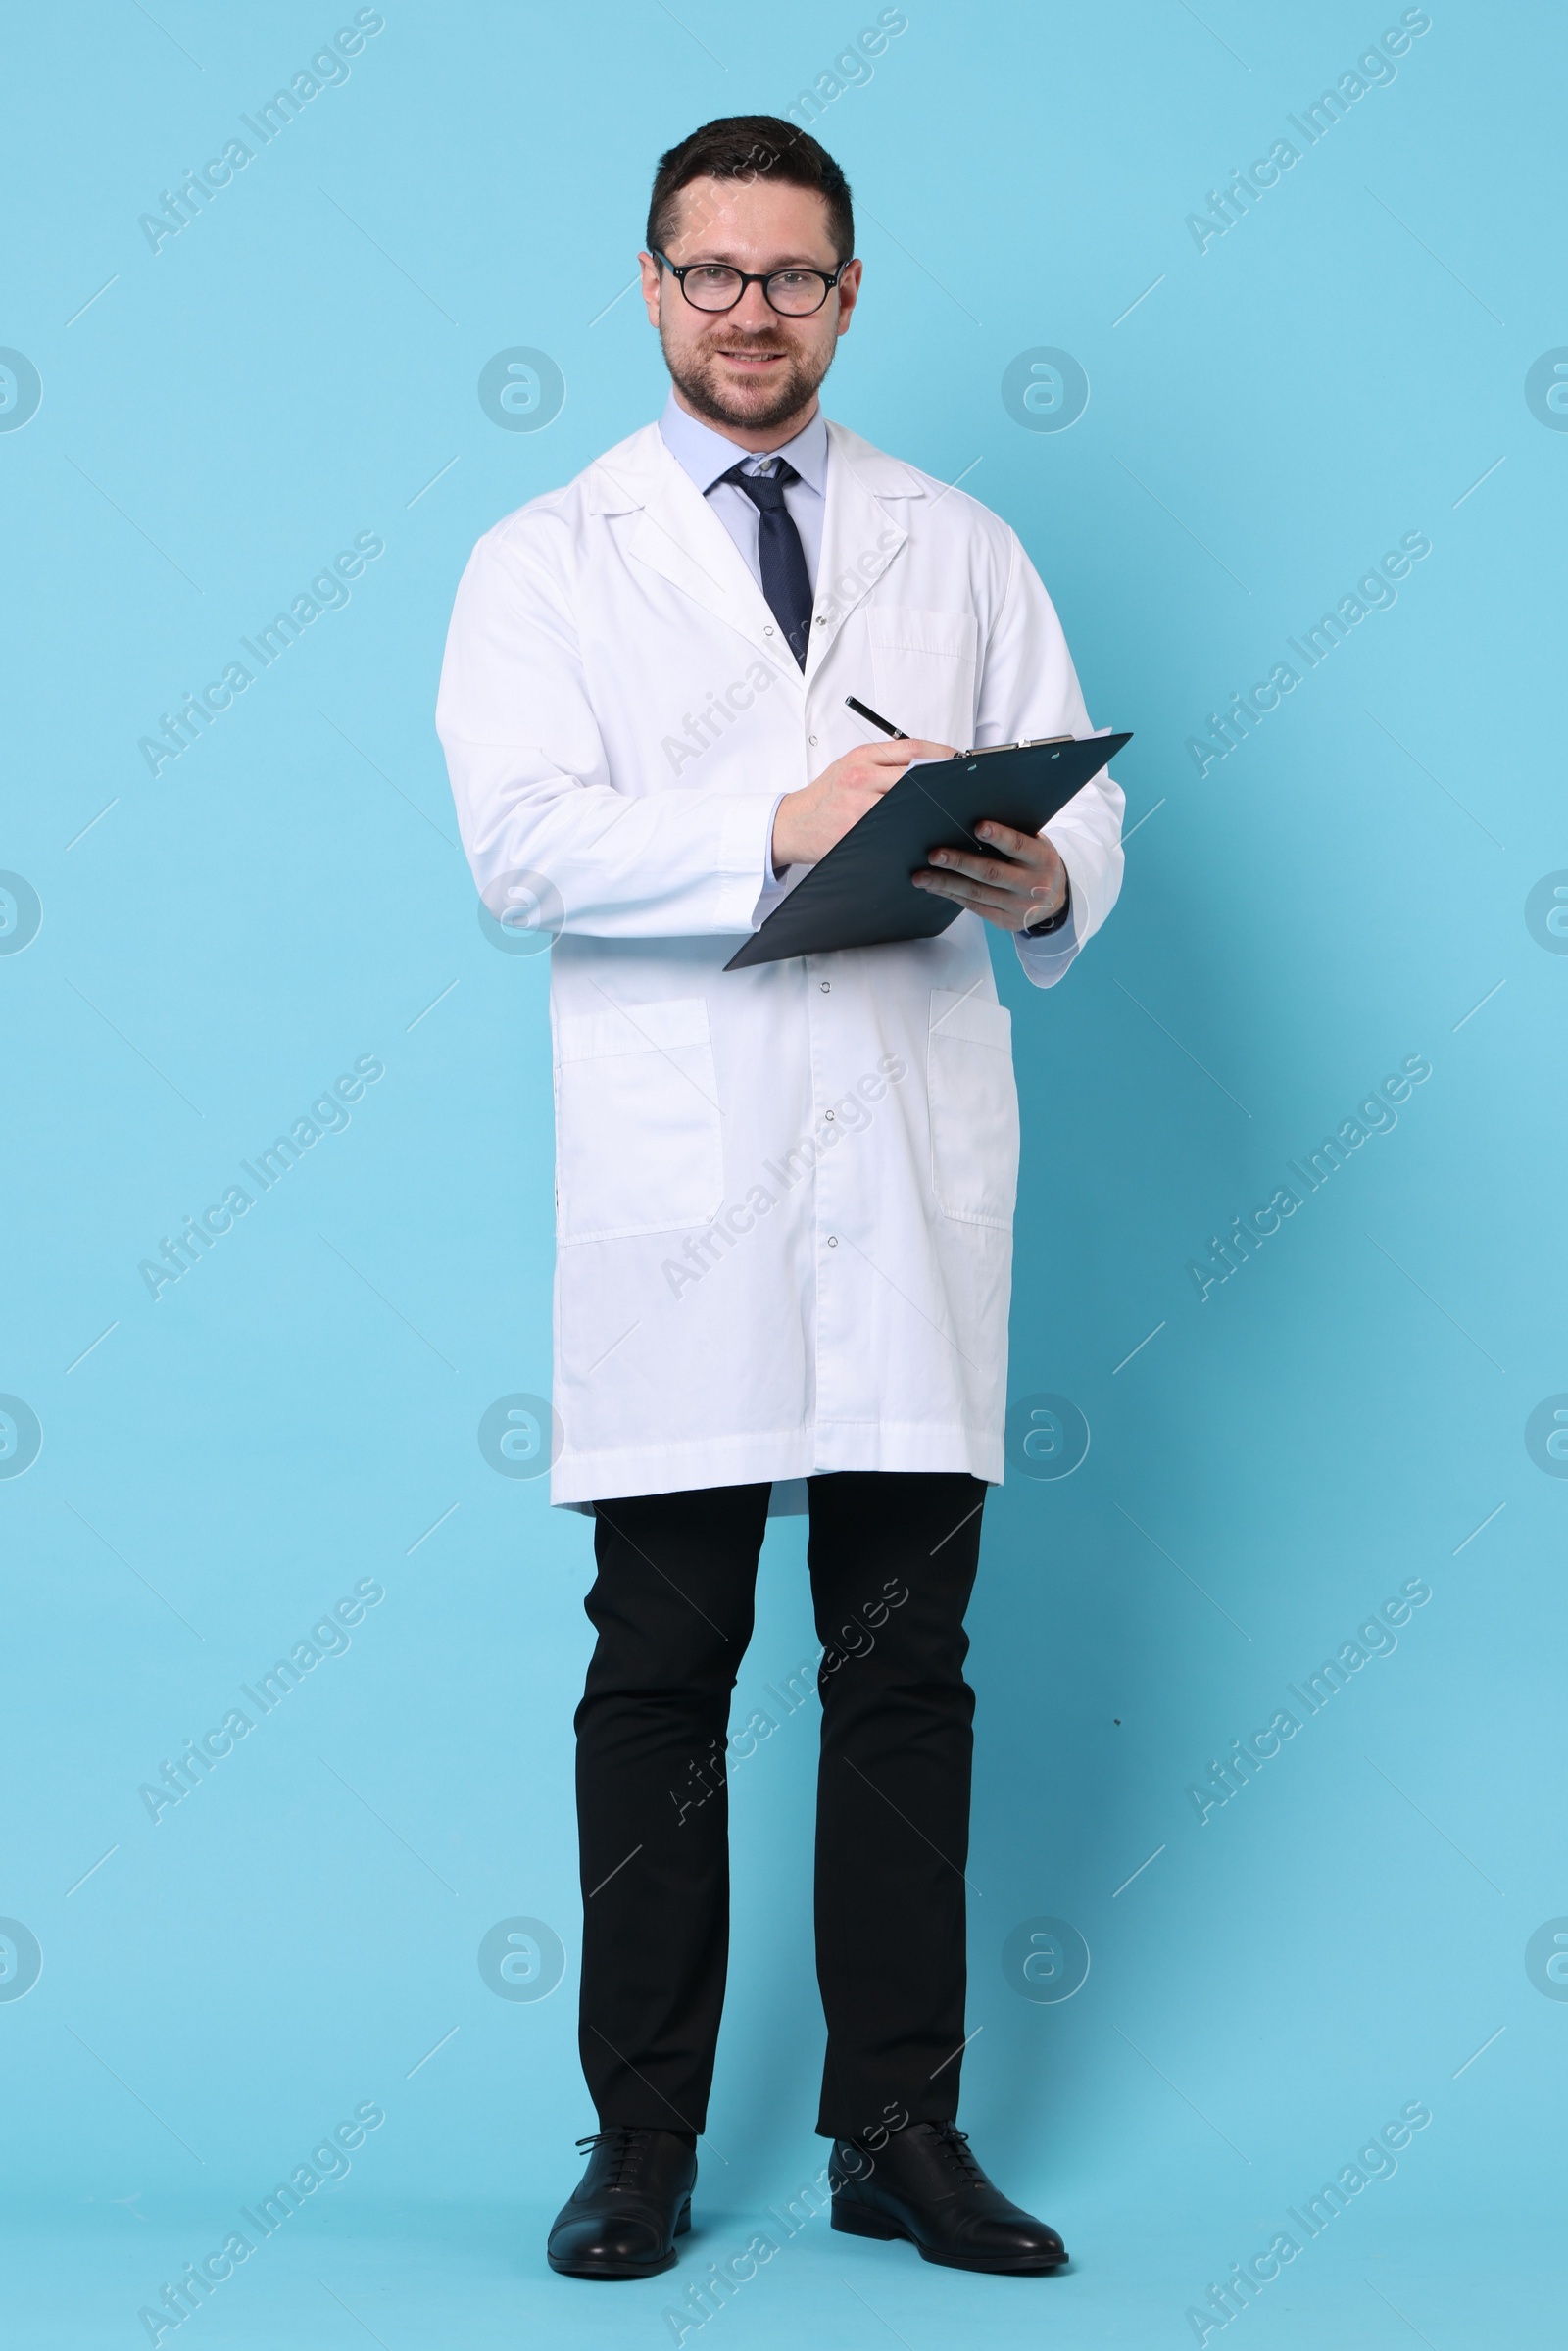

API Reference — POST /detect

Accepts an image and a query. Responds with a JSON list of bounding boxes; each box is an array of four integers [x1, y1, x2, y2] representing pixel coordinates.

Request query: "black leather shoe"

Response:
[[547, 2126, 697, 2279], [830, 2122, 1066, 2274]]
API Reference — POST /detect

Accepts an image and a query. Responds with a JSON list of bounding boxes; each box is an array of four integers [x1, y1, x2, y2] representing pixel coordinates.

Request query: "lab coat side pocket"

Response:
[[926, 989, 1019, 1229], [554, 996, 724, 1242]]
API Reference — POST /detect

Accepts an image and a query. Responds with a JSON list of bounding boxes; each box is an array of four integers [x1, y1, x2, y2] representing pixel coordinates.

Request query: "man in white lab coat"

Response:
[[438, 114, 1122, 2282]]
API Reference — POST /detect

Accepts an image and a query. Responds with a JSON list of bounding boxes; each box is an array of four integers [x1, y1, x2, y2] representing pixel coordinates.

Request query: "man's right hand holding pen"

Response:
[[770, 733, 957, 868]]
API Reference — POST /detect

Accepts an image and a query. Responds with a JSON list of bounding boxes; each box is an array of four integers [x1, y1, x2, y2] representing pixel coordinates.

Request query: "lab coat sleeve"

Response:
[[971, 529, 1124, 990], [436, 520, 778, 938]]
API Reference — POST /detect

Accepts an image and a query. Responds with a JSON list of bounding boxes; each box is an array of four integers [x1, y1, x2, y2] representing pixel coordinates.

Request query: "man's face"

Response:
[[639, 174, 861, 439]]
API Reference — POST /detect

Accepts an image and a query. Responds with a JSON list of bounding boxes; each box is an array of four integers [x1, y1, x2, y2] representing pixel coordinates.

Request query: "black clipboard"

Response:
[[723, 731, 1131, 970]]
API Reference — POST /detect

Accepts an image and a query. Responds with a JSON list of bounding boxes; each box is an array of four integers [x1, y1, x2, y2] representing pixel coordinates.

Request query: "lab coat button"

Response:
[[826, 1235, 838, 1247], [819, 981, 830, 993]]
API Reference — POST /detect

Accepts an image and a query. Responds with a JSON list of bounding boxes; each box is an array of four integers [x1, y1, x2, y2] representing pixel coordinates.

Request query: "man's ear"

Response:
[[639, 250, 663, 328], [835, 258, 863, 337]]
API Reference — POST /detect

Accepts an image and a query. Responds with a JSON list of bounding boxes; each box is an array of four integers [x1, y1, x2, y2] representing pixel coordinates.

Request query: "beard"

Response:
[[662, 321, 832, 435]]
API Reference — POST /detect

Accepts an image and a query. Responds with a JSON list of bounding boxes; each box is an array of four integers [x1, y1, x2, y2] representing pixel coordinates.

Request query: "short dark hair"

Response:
[[646, 115, 855, 264]]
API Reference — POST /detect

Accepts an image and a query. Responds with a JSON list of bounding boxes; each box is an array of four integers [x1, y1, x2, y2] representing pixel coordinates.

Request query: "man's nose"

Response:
[[727, 279, 778, 330]]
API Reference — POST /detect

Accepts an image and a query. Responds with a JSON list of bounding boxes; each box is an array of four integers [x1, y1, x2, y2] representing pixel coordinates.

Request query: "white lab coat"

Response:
[[436, 418, 1122, 1506]]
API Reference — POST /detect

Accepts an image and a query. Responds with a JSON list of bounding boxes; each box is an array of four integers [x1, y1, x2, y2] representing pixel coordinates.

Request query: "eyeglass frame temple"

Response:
[[650, 250, 850, 314]]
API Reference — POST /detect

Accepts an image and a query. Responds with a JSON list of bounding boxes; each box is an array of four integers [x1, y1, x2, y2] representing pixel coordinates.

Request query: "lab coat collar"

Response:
[[585, 420, 926, 676], [584, 418, 929, 513]]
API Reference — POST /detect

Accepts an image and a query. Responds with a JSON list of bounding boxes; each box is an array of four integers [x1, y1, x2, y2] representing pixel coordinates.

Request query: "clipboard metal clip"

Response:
[[963, 735, 1073, 755]]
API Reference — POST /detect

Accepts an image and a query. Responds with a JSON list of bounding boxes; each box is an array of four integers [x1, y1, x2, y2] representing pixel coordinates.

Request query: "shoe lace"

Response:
[[576, 2126, 648, 2191], [931, 2123, 987, 2186]]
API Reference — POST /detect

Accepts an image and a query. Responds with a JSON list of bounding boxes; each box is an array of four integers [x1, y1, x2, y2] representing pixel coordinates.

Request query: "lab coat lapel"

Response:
[[595, 426, 796, 672], [806, 423, 918, 678]]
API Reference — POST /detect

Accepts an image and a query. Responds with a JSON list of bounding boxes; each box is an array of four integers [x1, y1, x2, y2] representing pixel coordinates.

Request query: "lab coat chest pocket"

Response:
[[927, 990, 1019, 1228], [554, 997, 724, 1242], [866, 608, 978, 748]]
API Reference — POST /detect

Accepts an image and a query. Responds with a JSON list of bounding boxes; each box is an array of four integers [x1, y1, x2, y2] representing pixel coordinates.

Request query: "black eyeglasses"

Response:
[[653, 250, 850, 317]]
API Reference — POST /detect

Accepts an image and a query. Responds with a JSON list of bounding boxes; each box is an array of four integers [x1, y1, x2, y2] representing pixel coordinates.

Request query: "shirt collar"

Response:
[[659, 389, 829, 499]]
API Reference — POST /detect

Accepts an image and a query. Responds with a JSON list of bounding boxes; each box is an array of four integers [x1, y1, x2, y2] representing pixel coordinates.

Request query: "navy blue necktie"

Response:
[[723, 460, 812, 668]]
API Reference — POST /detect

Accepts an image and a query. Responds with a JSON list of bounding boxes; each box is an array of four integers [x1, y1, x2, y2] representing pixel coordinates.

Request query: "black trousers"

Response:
[[575, 1471, 985, 2140]]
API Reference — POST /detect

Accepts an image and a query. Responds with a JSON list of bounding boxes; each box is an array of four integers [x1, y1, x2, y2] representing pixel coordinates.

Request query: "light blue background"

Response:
[[2, 3, 1564, 2343]]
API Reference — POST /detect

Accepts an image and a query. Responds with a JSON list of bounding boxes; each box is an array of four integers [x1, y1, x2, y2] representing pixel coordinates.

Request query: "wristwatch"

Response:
[[1022, 874, 1072, 936]]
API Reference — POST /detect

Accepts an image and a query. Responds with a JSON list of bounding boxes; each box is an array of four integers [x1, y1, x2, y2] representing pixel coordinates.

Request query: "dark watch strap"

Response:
[[1022, 875, 1072, 936]]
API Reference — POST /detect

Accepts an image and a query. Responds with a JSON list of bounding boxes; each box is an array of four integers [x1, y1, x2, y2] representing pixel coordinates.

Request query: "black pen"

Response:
[[845, 695, 908, 741]]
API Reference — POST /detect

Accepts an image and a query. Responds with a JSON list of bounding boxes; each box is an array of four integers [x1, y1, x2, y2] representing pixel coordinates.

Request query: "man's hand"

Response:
[[912, 818, 1068, 934], [772, 738, 957, 870]]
